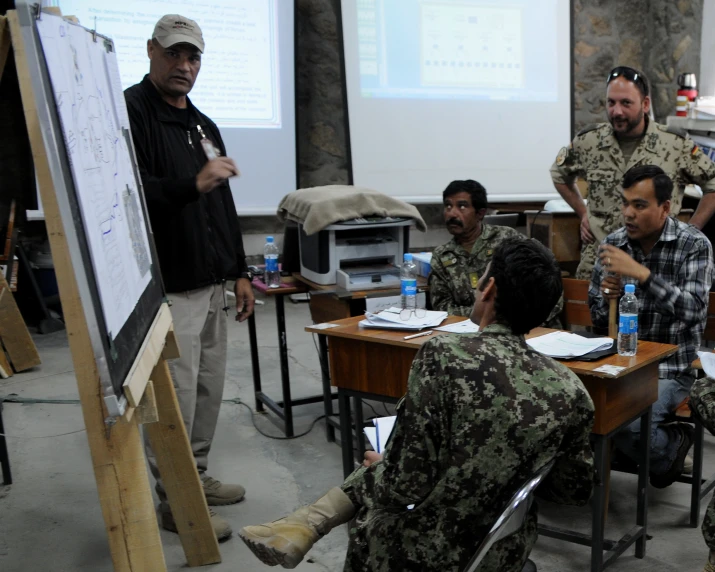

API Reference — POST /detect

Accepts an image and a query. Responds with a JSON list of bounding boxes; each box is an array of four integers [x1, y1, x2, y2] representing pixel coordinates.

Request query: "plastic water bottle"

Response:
[[401, 253, 418, 310], [264, 236, 280, 289], [618, 284, 638, 356]]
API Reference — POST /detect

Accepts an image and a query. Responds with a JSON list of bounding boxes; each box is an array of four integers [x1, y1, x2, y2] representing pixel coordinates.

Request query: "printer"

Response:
[[299, 217, 413, 290]]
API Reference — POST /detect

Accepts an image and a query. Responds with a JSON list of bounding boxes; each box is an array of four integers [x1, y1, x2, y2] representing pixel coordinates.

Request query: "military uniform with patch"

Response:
[[550, 118, 715, 279], [428, 224, 563, 327], [690, 377, 715, 555], [340, 324, 595, 572]]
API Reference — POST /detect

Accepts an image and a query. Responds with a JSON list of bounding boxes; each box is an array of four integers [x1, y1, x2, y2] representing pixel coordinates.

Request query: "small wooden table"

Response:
[[305, 317, 677, 572]]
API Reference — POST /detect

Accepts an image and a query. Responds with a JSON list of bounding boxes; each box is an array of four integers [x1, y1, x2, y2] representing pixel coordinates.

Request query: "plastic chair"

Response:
[[462, 460, 555, 572]]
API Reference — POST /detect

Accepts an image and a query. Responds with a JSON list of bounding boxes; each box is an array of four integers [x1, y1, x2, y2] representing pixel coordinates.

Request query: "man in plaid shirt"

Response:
[[589, 164, 713, 488]]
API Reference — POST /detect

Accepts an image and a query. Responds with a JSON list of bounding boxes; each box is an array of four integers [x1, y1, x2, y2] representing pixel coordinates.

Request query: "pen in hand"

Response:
[[404, 330, 433, 340]]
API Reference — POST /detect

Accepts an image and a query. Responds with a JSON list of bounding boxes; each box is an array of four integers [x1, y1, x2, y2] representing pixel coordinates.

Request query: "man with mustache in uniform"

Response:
[[429, 179, 562, 327]]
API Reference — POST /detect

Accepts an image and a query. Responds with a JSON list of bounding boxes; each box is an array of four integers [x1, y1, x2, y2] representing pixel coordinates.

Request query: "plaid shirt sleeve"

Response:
[[641, 236, 713, 326]]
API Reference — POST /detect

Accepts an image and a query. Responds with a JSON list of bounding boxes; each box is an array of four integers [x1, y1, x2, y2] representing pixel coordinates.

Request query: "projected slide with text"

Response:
[[59, 0, 281, 128], [356, 0, 558, 101]]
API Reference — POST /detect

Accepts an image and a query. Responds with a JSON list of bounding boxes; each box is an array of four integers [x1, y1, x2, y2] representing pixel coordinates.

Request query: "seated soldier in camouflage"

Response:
[[429, 179, 563, 328], [689, 378, 715, 572], [239, 238, 595, 572]]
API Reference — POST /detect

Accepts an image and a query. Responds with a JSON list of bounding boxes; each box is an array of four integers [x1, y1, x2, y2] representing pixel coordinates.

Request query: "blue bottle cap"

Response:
[[625, 284, 635, 293], [404, 253, 413, 262], [266, 236, 274, 243]]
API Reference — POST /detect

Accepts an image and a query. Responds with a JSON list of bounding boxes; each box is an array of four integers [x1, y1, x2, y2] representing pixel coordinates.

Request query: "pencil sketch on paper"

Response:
[[36, 14, 152, 339]]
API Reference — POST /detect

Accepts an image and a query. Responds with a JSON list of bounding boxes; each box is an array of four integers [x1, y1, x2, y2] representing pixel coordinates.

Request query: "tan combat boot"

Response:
[[239, 487, 356, 569], [705, 549, 715, 572]]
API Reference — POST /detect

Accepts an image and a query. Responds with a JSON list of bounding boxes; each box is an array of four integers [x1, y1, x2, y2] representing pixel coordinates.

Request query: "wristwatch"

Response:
[[239, 271, 253, 281]]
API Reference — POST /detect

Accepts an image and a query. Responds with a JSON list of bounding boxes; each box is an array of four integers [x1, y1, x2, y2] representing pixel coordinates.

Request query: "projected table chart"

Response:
[[306, 317, 677, 572]]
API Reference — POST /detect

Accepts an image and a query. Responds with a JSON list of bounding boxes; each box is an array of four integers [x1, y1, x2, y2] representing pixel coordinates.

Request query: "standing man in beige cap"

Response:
[[125, 14, 255, 541]]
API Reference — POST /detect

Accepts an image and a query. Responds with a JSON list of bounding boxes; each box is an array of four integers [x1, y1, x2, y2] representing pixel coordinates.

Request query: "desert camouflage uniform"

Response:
[[550, 118, 715, 279], [690, 377, 715, 550], [341, 324, 595, 572], [429, 224, 563, 328]]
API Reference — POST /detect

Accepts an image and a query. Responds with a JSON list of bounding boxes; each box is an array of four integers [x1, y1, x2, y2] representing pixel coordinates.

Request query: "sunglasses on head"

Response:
[[606, 66, 649, 96]]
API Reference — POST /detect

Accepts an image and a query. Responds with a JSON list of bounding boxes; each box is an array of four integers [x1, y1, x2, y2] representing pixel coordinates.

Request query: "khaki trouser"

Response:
[[575, 211, 616, 280], [145, 283, 228, 498]]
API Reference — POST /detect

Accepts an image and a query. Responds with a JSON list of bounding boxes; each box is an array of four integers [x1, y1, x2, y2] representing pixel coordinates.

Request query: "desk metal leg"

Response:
[[0, 401, 11, 485], [353, 397, 365, 462], [339, 390, 354, 478], [591, 435, 607, 572], [318, 334, 336, 442], [635, 406, 652, 558], [248, 312, 263, 412], [275, 295, 294, 437]]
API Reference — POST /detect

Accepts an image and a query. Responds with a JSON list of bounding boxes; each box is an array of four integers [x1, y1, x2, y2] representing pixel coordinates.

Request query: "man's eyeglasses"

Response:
[[400, 308, 427, 321], [606, 66, 649, 97]]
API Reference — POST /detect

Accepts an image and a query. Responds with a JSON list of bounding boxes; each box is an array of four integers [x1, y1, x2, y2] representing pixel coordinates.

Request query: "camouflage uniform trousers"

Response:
[[340, 465, 537, 572], [575, 210, 620, 280]]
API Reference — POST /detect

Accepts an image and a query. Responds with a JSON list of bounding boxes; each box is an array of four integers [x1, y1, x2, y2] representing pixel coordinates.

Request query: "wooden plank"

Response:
[[162, 325, 181, 360], [145, 359, 221, 566], [0, 271, 40, 372], [7, 10, 166, 570], [122, 302, 173, 408], [134, 380, 159, 425]]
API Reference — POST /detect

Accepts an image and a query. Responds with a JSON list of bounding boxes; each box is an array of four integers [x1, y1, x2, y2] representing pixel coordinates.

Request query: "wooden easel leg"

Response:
[[89, 413, 167, 571], [145, 358, 221, 566]]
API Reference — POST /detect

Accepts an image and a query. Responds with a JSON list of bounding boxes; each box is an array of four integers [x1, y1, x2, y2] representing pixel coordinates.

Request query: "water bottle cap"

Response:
[[404, 253, 413, 262], [266, 236, 274, 243], [625, 284, 635, 293]]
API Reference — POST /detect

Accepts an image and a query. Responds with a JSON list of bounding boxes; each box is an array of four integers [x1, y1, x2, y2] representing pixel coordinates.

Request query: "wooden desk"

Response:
[[305, 317, 677, 572], [293, 272, 428, 324]]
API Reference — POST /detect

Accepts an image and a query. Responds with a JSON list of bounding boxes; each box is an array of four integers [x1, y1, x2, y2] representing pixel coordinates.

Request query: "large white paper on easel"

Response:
[[36, 14, 151, 339]]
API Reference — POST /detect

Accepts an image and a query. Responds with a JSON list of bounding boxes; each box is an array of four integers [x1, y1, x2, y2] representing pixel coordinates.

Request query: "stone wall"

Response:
[[574, 0, 703, 128], [245, 0, 705, 255]]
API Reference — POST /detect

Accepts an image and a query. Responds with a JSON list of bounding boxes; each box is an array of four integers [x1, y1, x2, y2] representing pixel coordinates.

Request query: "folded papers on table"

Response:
[[526, 331, 613, 359]]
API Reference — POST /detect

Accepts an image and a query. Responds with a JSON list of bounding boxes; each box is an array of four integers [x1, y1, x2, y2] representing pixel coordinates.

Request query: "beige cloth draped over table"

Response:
[[277, 185, 427, 235]]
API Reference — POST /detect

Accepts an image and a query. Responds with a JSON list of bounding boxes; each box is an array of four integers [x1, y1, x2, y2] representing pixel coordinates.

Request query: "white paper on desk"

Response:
[[363, 416, 397, 453], [698, 351, 715, 378], [361, 308, 447, 330], [435, 320, 479, 334], [527, 331, 613, 358]]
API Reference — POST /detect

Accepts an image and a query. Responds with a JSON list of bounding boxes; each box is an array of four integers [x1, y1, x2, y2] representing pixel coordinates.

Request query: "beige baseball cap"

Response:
[[152, 14, 205, 53]]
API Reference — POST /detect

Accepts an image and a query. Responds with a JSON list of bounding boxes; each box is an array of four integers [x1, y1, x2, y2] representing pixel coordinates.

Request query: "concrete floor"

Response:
[[0, 294, 714, 571]]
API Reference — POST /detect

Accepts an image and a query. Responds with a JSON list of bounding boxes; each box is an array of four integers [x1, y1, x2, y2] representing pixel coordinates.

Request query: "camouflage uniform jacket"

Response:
[[551, 118, 715, 233], [550, 118, 715, 278], [690, 376, 715, 550], [342, 324, 595, 572], [428, 225, 564, 327]]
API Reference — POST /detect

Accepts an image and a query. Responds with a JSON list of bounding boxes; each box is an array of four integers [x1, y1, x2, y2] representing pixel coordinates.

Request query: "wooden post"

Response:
[[6, 8, 220, 570], [608, 298, 618, 339]]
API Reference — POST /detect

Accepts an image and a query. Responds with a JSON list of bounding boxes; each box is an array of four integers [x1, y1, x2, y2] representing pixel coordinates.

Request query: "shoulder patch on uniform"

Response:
[[575, 123, 601, 137], [555, 146, 569, 166], [661, 123, 688, 139]]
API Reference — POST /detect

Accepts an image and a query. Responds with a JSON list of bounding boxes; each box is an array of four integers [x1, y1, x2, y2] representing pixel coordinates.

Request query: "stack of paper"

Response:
[[435, 320, 479, 334], [363, 416, 397, 453], [359, 307, 448, 331], [527, 331, 613, 358]]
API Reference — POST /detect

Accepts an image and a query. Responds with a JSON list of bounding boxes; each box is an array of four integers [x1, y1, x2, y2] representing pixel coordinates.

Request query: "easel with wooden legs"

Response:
[[4, 7, 221, 570]]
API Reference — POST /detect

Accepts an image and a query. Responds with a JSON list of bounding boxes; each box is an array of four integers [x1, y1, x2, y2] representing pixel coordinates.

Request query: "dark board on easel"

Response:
[[13, 2, 164, 416]]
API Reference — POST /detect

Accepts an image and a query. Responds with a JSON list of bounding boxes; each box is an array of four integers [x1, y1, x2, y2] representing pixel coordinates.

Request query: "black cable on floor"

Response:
[[0, 395, 336, 442]]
